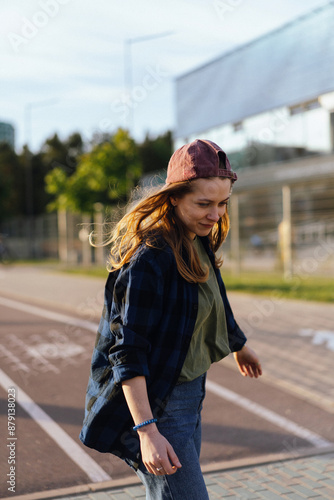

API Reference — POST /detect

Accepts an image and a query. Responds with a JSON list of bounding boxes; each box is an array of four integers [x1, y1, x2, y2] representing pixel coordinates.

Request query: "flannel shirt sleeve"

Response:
[[108, 252, 165, 385]]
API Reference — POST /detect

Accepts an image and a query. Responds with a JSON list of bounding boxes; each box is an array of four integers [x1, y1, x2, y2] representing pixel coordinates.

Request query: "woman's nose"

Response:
[[207, 207, 220, 222], [207, 205, 226, 221]]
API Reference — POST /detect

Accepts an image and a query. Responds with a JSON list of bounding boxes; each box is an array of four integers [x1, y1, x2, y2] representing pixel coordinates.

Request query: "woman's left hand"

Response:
[[234, 344, 262, 378]]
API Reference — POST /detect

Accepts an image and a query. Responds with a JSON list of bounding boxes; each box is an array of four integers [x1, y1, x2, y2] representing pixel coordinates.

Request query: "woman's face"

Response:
[[171, 177, 232, 239]]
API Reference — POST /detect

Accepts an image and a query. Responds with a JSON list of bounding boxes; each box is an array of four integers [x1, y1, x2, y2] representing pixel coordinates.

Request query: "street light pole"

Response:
[[24, 98, 59, 150], [123, 31, 173, 134]]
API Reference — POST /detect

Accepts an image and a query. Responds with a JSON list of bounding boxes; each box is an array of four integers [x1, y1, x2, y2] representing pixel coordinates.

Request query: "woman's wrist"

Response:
[[133, 418, 157, 431], [238, 343, 247, 351], [137, 422, 158, 436]]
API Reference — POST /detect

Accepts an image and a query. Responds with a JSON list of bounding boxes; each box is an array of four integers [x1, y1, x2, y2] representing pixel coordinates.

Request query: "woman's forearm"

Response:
[[122, 376, 157, 430]]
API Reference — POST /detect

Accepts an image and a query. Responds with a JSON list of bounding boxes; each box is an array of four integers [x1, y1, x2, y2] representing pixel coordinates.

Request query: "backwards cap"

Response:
[[166, 139, 237, 184]]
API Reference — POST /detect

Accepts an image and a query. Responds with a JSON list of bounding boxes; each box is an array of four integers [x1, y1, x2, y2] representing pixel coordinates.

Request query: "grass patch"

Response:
[[57, 265, 109, 279], [221, 270, 334, 303], [60, 266, 334, 302], [11, 259, 333, 302], [9, 259, 109, 279]]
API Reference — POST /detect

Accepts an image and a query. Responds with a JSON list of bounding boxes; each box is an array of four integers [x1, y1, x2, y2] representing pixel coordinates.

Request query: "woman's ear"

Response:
[[170, 196, 177, 207]]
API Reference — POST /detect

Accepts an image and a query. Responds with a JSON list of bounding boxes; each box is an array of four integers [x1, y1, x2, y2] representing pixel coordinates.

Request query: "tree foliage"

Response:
[[0, 127, 172, 220], [0, 143, 23, 220], [45, 129, 141, 213], [41, 132, 84, 175], [139, 130, 172, 174]]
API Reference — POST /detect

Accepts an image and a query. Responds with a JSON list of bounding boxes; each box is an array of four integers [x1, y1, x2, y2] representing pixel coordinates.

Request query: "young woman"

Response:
[[80, 139, 262, 499]]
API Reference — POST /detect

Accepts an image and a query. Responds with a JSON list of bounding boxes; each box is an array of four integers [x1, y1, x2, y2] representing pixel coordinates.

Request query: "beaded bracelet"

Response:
[[133, 418, 157, 431]]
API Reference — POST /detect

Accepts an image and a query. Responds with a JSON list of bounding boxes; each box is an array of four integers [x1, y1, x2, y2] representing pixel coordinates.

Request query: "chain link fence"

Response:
[[223, 155, 334, 276], [1, 155, 334, 275]]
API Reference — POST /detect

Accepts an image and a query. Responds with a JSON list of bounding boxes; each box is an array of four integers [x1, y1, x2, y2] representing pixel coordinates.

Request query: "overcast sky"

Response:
[[1, 0, 329, 152]]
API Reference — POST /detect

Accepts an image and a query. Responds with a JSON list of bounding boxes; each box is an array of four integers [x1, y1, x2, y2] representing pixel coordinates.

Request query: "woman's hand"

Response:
[[234, 344, 262, 378], [121, 376, 181, 475], [138, 425, 182, 475]]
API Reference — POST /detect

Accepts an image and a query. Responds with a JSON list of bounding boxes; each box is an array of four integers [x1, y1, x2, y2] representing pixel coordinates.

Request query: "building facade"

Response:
[[174, 3, 334, 275], [0, 121, 15, 149]]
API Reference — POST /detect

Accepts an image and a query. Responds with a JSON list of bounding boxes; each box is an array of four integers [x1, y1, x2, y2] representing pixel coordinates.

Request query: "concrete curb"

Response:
[[5, 445, 334, 500]]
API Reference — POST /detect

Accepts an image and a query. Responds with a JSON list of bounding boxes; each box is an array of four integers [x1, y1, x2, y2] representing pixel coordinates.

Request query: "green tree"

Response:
[[45, 128, 141, 214], [41, 132, 84, 176], [139, 130, 172, 174], [0, 143, 24, 220]]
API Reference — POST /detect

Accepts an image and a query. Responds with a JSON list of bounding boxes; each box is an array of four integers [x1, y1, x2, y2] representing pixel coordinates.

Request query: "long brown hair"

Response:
[[104, 179, 230, 283]]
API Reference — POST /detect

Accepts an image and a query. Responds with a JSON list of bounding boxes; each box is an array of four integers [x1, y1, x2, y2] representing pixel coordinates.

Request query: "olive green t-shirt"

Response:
[[178, 238, 231, 382]]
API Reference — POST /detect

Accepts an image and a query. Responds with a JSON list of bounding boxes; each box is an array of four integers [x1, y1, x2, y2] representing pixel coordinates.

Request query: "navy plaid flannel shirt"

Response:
[[79, 236, 246, 467]]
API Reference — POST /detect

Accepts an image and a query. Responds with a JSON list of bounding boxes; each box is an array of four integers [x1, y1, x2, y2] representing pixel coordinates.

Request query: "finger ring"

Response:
[[156, 467, 163, 471]]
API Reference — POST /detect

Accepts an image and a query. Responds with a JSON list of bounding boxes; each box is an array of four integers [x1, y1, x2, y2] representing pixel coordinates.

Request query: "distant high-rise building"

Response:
[[0, 122, 15, 149]]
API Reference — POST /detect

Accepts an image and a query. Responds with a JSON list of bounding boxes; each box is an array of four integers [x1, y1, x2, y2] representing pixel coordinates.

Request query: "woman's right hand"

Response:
[[138, 425, 182, 475]]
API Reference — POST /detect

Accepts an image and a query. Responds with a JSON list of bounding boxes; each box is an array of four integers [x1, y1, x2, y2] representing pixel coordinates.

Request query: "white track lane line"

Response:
[[0, 296, 111, 483], [0, 368, 111, 483], [206, 379, 332, 449], [0, 296, 97, 332], [1, 296, 332, 453]]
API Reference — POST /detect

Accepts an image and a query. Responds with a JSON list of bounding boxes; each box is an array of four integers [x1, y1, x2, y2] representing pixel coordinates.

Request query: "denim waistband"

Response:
[[176, 372, 206, 386]]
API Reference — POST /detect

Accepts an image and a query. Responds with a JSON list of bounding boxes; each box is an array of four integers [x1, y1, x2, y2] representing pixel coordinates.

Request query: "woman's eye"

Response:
[[198, 203, 209, 207]]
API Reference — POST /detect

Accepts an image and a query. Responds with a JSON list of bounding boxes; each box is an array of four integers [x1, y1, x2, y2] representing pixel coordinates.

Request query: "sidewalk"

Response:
[[8, 449, 334, 499]]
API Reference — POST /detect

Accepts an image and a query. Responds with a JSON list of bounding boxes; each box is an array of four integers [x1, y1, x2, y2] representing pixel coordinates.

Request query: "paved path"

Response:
[[223, 291, 334, 415], [1, 264, 334, 499], [8, 450, 334, 499], [2, 264, 333, 415]]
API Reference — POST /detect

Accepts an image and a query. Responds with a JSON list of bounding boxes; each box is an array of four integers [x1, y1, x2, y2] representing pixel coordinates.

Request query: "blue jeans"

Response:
[[135, 374, 209, 500]]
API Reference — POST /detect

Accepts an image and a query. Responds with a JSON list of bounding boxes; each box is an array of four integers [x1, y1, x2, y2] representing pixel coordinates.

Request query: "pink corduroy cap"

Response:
[[166, 139, 237, 184]]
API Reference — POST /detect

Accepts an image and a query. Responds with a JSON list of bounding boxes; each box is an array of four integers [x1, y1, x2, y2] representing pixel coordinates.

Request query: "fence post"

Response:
[[281, 185, 293, 279], [93, 203, 105, 265], [80, 214, 92, 265], [57, 210, 68, 262], [230, 194, 241, 274]]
